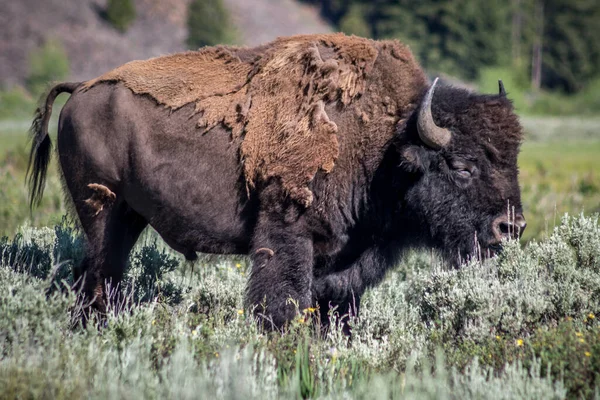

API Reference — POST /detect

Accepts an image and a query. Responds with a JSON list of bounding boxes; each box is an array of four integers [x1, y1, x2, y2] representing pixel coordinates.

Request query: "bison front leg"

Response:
[[313, 267, 362, 336], [314, 244, 395, 335], [246, 202, 314, 329]]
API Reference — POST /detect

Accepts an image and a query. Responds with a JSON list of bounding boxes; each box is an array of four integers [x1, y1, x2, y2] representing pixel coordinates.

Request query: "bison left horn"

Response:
[[417, 78, 451, 150], [498, 79, 506, 96]]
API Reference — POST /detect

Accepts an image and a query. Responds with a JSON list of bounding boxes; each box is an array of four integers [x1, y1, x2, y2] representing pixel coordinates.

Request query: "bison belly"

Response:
[[58, 84, 255, 257]]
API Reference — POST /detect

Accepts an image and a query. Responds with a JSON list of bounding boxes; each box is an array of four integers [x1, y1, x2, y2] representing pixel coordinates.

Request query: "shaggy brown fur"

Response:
[[81, 33, 425, 206]]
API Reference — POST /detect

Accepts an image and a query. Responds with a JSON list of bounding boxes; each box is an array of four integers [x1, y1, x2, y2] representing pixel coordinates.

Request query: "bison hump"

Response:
[[80, 33, 424, 207]]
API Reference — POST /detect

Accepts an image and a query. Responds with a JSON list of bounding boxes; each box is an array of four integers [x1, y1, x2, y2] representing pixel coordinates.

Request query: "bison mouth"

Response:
[[450, 237, 505, 266], [483, 242, 504, 258]]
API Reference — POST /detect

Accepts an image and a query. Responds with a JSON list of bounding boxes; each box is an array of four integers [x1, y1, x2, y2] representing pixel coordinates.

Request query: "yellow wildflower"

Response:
[[152, 320, 156, 326], [516, 339, 524, 347], [237, 309, 244, 315], [215, 352, 219, 358], [235, 263, 242, 269], [588, 313, 595, 320], [576, 332, 583, 337], [585, 352, 591, 357], [192, 330, 197, 336], [496, 335, 501, 340], [579, 338, 585, 344], [303, 307, 318, 314]]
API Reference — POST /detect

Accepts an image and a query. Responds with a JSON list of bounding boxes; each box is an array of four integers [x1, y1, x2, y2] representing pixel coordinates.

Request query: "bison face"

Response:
[[399, 79, 525, 265]]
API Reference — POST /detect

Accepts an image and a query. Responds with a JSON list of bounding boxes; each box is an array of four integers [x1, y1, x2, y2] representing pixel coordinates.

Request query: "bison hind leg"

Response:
[[72, 186, 148, 324]]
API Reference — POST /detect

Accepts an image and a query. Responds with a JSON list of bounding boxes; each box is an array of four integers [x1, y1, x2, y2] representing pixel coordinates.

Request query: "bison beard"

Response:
[[27, 33, 525, 331]]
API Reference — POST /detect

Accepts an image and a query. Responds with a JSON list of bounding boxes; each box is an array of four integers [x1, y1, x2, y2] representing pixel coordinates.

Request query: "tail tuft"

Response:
[[26, 82, 81, 209], [27, 107, 52, 209]]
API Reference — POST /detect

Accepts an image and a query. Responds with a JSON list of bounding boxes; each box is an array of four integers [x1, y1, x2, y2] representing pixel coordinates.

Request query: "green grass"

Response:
[[519, 139, 600, 241], [0, 96, 68, 237]]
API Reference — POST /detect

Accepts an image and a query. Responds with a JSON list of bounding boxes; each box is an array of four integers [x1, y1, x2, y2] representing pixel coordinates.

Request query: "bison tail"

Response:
[[27, 82, 81, 209]]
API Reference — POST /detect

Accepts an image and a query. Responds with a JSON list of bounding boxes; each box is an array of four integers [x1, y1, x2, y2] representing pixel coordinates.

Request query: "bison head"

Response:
[[398, 79, 525, 264]]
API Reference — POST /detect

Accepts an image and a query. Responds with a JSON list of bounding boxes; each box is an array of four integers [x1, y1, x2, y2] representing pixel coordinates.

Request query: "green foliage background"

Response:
[[26, 39, 70, 96], [105, 0, 136, 33], [304, 0, 600, 98], [187, 0, 234, 48]]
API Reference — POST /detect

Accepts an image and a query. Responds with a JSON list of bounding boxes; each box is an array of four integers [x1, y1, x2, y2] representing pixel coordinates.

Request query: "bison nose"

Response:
[[493, 213, 527, 241]]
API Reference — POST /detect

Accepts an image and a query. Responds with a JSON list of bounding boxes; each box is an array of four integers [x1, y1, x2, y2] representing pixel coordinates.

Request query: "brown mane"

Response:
[[81, 33, 425, 206]]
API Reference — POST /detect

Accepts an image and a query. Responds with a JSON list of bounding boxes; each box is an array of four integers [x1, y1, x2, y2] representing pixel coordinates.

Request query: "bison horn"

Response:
[[417, 78, 451, 149], [498, 79, 506, 96]]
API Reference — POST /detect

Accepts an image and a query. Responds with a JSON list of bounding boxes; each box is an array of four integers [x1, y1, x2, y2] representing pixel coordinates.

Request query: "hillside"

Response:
[[0, 0, 331, 86]]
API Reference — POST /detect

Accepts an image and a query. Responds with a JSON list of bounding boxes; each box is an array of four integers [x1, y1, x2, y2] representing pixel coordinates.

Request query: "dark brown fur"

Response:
[[27, 34, 524, 331]]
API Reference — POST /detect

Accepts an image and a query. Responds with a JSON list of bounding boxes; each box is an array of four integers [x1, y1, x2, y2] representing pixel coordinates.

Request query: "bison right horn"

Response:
[[417, 78, 451, 150]]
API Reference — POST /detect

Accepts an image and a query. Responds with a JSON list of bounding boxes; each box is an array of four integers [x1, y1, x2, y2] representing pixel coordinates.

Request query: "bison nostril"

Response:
[[499, 221, 511, 235], [493, 213, 527, 240]]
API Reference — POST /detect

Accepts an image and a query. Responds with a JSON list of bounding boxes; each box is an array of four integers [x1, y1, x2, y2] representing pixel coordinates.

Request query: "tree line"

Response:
[[301, 0, 599, 94]]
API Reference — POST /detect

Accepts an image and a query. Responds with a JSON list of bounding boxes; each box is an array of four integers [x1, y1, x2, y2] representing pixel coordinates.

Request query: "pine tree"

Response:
[[541, 0, 600, 92], [309, 0, 600, 93]]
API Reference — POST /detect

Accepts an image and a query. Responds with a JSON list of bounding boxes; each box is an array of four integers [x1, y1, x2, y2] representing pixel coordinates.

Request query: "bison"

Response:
[[27, 33, 525, 330]]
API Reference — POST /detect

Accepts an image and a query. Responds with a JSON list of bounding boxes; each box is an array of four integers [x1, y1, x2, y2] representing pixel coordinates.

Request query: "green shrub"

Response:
[[186, 0, 233, 48], [1, 214, 600, 398], [105, 0, 136, 33], [407, 214, 600, 344], [0, 87, 35, 119], [126, 240, 182, 304], [445, 319, 599, 399], [26, 39, 70, 96], [0, 233, 52, 280], [339, 5, 371, 38]]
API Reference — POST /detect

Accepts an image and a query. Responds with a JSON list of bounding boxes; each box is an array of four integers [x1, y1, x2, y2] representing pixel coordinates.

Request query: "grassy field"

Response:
[[518, 117, 600, 241], [1, 105, 600, 398]]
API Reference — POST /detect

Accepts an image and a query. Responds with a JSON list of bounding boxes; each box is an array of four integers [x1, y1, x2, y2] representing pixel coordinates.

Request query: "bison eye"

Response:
[[456, 169, 472, 178], [449, 160, 474, 179]]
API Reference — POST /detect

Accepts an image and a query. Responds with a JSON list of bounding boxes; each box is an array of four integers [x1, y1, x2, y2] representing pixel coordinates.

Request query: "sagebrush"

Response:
[[2, 214, 599, 398]]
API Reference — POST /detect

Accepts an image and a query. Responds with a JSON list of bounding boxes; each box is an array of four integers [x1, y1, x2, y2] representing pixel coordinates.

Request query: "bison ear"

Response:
[[399, 145, 428, 173]]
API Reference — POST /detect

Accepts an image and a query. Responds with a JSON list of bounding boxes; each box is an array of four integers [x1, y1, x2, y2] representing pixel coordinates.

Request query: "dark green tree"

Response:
[[305, 0, 600, 93], [541, 0, 600, 92], [339, 4, 371, 37], [365, 0, 512, 79], [106, 0, 136, 33], [187, 0, 232, 48]]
